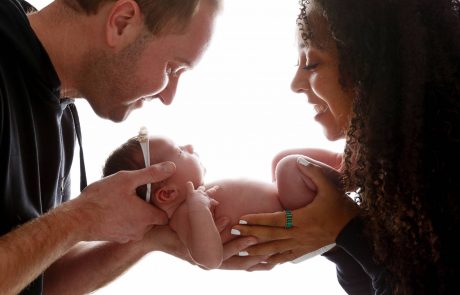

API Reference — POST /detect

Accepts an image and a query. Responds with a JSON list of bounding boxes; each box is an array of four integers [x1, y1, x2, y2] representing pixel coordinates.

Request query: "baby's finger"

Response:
[[238, 211, 286, 227], [185, 181, 195, 194], [205, 185, 220, 196]]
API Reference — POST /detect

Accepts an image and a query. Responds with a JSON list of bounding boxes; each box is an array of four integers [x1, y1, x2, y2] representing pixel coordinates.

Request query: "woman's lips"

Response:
[[313, 104, 329, 114]]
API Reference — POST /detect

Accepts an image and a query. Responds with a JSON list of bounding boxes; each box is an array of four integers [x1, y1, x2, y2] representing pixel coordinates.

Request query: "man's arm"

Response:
[[0, 201, 83, 295], [44, 225, 190, 294], [0, 164, 174, 294]]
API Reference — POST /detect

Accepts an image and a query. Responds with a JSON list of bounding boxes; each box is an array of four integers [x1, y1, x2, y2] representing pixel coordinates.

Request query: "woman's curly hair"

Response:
[[299, 0, 460, 293]]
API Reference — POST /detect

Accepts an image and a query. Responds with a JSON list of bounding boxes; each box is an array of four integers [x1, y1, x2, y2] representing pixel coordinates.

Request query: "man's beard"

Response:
[[76, 34, 150, 121]]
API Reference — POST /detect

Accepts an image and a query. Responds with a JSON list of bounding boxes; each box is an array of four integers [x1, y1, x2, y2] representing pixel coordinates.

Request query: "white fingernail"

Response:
[[231, 229, 241, 235], [238, 251, 249, 256], [239, 220, 248, 225], [297, 157, 310, 166]]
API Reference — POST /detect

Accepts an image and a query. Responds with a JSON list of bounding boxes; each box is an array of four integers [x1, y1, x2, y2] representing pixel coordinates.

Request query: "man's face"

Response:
[[79, 1, 217, 122]]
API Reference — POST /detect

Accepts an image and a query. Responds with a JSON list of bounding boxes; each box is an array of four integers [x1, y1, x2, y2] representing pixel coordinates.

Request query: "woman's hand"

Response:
[[231, 157, 359, 265]]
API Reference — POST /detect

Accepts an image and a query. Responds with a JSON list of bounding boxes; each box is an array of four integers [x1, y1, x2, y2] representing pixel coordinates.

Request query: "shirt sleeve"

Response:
[[323, 246, 373, 295], [333, 217, 392, 295]]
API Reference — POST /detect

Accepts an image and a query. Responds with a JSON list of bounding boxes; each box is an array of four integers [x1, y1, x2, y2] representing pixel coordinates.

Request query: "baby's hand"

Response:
[[185, 182, 219, 212]]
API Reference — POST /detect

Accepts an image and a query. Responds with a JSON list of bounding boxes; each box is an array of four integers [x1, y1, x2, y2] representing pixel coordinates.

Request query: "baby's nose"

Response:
[[182, 144, 194, 154]]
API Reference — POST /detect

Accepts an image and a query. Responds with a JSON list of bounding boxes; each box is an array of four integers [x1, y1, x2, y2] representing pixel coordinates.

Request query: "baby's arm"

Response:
[[170, 182, 223, 269]]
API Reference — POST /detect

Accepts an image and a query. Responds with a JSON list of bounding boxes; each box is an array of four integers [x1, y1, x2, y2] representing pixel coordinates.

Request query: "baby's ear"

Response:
[[154, 185, 179, 204]]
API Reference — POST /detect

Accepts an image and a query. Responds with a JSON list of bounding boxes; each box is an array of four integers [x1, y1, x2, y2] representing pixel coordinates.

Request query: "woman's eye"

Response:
[[303, 63, 318, 71]]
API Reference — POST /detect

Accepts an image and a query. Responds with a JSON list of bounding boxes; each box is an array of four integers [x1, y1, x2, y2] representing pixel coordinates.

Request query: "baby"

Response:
[[102, 133, 328, 269]]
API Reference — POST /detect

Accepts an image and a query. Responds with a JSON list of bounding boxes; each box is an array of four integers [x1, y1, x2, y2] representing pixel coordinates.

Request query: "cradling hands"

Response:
[[230, 157, 359, 266]]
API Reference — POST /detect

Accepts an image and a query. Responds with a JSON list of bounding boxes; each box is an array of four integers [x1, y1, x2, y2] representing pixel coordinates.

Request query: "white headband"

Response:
[[137, 126, 151, 203]]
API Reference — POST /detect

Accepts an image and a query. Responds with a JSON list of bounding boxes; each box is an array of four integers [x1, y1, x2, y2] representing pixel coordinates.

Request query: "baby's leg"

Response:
[[275, 154, 317, 210]]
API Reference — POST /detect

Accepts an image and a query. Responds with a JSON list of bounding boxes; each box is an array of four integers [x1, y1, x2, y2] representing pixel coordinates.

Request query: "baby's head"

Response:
[[275, 155, 317, 209], [103, 136, 206, 215]]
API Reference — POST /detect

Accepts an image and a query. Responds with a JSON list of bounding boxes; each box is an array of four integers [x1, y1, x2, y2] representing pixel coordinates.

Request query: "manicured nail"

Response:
[[238, 251, 249, 256], [239, 220, 248, 225], [231, 229, 241, 235], [297, 157, 310, 167]]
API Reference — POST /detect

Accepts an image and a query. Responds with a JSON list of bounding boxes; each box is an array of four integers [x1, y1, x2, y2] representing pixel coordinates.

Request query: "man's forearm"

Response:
[[44, 240, 148, 295], [0, 201, 84, 294]]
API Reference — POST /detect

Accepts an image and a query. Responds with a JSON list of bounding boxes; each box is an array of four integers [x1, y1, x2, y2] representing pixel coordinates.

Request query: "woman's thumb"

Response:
[[296, 156, 329, 188]]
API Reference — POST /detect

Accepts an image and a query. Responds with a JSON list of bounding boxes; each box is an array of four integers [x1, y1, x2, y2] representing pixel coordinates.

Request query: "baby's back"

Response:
[[206, 179, 283, 243]]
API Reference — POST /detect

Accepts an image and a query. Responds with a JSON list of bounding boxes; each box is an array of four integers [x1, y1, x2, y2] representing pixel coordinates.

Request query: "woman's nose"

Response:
[[290, 68, 310, 93]]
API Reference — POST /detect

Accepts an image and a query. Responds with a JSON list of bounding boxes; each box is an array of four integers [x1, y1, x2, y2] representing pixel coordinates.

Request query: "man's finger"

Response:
[[247, 262, 277, 271], [129, 161, 176, 187], [220, 255, 268, 270]]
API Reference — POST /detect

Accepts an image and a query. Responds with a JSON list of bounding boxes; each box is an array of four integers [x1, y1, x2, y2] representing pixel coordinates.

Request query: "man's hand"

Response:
[[69, 162, 176, 243]]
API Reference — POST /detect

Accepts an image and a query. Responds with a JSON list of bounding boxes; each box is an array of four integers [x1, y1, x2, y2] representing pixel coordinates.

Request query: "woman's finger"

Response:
[[244, 239, 298, 256], [231, 224, 292, 241], [238, 211, 286, 227], [297, 157, 335, 189], [222, 236, 258, 260]]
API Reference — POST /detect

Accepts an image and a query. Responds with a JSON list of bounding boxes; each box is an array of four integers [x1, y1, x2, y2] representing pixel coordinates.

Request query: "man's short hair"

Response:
[[62, 0, 205, 35]]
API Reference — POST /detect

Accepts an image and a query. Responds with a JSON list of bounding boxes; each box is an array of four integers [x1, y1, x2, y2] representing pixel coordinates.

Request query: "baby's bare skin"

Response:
[[206, 179, 283, 243]]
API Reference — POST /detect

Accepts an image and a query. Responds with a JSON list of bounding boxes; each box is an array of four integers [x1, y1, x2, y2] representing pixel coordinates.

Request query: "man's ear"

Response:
[[154, 186, 179, 204], [105, 0, 143, 48]]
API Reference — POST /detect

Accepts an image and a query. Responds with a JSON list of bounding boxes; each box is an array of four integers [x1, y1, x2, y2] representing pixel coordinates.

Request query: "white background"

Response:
[[31, 0, 346, 294]]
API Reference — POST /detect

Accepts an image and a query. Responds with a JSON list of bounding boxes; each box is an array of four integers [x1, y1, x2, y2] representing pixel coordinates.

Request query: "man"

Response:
[[0, 0, 263, 294]]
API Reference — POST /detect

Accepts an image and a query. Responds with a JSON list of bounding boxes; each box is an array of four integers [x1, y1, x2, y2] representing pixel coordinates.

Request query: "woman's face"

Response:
[[290, 11, 354, 141]]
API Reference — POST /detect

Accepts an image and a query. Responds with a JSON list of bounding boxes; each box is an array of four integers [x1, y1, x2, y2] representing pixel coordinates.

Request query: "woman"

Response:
[[230, 0, 460, 293]]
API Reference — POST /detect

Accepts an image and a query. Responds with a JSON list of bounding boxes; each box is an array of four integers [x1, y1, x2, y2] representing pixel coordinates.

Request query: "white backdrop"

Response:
[[31, 0, 346, 294]]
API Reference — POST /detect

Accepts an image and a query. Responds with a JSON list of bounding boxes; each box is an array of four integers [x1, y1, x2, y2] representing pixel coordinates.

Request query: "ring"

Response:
[[285, 209, 293, 229]]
